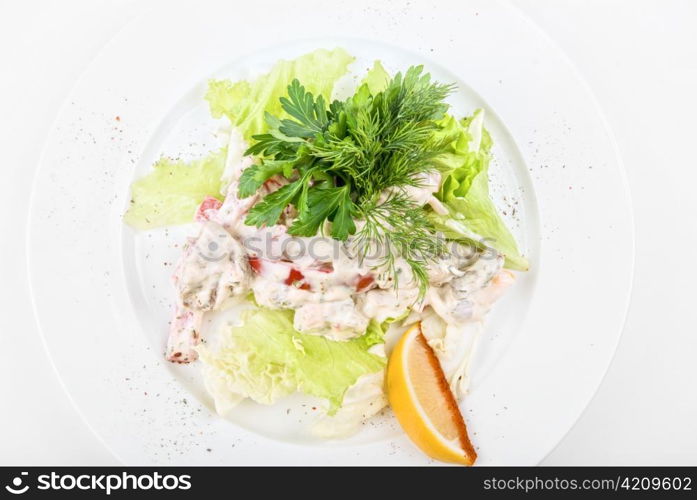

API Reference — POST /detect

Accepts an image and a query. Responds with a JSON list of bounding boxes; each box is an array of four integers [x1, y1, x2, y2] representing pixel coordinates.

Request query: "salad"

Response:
[[125, 48, 527, 464]]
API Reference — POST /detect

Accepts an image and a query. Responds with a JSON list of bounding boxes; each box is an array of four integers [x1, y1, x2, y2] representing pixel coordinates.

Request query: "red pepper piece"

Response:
[[195, 196, 222, 222], [248, 257, 263, 273], [285, 268, 311, 290], [317, 262, 334, 273], [356, 274, 374, 293]]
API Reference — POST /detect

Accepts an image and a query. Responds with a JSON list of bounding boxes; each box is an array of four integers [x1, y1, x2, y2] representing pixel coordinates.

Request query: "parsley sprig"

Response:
[[240, 66, 455, 293]]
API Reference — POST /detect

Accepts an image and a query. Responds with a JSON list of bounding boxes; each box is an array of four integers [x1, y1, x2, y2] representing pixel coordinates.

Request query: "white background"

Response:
[[0, 0, 695, 465]]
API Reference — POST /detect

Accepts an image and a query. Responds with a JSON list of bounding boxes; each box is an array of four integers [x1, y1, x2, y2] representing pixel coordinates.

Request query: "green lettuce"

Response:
[[197, 308, 385, 414], [205, 48, 354, 141], [361, 60, 390, 94], [123, 149, 226, 229], [432, 111, 528, 270]]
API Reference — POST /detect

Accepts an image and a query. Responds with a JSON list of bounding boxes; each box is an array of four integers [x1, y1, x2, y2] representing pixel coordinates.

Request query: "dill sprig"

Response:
[[240, 66, 455, 293], [351, 192, 447, 294]]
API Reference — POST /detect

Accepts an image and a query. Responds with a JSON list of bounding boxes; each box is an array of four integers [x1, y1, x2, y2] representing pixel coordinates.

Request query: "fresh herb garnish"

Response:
[[240, 66, 455, 293]]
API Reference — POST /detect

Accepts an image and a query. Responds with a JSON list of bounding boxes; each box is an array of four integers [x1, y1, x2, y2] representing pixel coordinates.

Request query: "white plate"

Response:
[[27, 0, 633, 465]]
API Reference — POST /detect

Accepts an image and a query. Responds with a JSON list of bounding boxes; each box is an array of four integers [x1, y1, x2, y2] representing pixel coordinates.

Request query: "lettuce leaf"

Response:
[[197, 308, 386, 415], [361, 60, 390, 94], [361, 318, 387, 348], [432, 111, 528, 270], [205, 48, 354, 141], [123, 149, 226, 229]]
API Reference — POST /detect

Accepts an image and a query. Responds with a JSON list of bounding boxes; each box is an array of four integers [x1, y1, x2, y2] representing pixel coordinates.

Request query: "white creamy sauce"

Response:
[[294, 299, 369, 340], [173, 221, 250, 311], [401, 171, 441, 206], [357, 287, 420, 324]]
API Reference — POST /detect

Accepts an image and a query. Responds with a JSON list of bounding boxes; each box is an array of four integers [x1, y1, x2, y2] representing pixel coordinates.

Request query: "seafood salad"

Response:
[[125, 48, 527, 464]]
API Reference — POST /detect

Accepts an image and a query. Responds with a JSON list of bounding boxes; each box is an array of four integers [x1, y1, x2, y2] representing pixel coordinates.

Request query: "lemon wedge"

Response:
[[386, 322, 477, 465]]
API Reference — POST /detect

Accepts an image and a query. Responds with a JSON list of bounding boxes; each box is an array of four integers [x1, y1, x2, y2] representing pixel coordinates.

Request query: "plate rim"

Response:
[[504, 0, 636, 463], [25, 0, 635, 465]]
